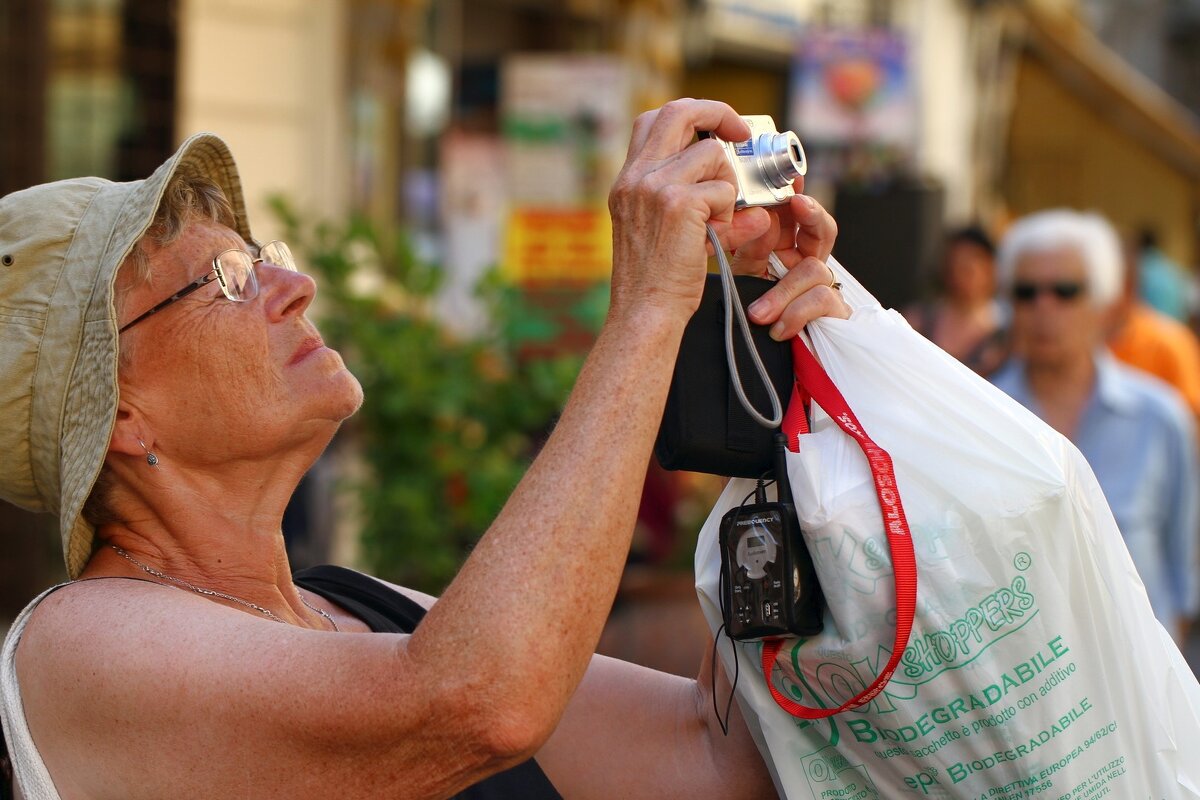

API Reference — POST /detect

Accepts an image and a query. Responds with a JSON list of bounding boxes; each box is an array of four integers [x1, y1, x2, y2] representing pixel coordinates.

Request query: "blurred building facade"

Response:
[[1082, 0, 1200, 116], [3, 0, 1199, 639], [1005, 4, 1200, 274], [3, 0, 1197, 285]]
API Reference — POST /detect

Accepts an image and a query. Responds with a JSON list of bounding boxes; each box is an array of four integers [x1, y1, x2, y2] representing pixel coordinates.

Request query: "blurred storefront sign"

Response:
[[496, 54, 630, 351], [701, 0, 808, 60], [501, 54, 631, 207], [789, 27, 918, 182], [501, 208, 612, 284], [439, 131, 506, 334], [500, 54, 630, 282], [791, 28, 916, 149], [698, 0, 891, 62]]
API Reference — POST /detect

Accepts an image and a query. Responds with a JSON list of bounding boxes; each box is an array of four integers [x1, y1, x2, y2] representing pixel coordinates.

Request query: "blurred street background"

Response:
[[3, 0, 1200, 677]]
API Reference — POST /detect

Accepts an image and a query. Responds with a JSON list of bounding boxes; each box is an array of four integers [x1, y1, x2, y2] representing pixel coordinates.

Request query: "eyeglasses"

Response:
[[119, 240, 298, 333], [1011, 281, 1086, 303]]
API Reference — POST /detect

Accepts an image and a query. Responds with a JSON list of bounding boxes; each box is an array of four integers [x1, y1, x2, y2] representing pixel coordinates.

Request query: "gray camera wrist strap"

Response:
[[704, 223, 784, 429]]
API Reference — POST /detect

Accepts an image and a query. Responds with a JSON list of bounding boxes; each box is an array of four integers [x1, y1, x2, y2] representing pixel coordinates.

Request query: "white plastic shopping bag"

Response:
[[695, 256, 1200, 799]]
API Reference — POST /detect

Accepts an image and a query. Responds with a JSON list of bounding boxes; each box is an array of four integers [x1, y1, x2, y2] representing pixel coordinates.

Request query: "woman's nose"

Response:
[[260, 264, 316, 320]]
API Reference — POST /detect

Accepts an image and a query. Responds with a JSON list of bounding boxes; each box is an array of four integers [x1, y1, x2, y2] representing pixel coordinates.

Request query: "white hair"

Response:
[[995, 209, 1124, 307]]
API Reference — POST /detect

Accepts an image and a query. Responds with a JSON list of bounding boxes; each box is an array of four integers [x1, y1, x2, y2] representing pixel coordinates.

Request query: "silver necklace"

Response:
[[110, 544, 340, 632]]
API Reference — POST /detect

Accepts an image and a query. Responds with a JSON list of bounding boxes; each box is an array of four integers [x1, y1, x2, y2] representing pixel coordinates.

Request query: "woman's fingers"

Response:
[[729, 211, 781, 271], [712, 208, 772, 260], [792, 193, 838, 262], [728, 191, 838, 278], [608, 98, 842, 327], [624, 99, 750, 169], [746, 256, 851, 337]]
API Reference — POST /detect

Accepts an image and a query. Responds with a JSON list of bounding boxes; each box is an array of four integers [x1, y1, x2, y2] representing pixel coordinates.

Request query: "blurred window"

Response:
[[0, 0, 178, 612], [0, 0, 177, 195]]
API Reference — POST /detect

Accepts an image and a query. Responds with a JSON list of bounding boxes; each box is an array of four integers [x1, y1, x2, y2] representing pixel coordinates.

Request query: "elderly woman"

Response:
[[989, 209, 1199, 643], [0, 99, 849, 799]]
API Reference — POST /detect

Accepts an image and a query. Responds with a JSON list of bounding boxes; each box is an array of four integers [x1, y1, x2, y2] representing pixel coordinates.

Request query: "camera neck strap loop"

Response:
[[704, 224, 784, 429], [760, 336, 918, 719]]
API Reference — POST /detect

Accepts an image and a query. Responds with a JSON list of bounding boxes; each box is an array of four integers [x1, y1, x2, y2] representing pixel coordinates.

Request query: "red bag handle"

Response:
[[760, 337, 918, 719]]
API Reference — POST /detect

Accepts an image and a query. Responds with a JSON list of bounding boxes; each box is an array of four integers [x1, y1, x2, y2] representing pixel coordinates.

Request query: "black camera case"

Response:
[[657, 273, 824, 640], [655, 274, 794, 478]]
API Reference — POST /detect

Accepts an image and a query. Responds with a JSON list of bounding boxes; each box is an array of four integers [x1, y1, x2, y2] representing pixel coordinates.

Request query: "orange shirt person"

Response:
[[1108, 254, 1200, 423], [1109, 304, 1200, 421]]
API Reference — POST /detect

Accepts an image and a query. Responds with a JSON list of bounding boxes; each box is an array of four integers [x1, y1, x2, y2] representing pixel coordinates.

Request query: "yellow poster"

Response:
[[501, 206, 613, 283]]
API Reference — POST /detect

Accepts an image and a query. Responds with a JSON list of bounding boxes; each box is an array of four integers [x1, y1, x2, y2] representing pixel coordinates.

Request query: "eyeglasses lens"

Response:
[[213, 241, 297, 302], [260, 240, 297, 271], [215, 250, 258, 300]]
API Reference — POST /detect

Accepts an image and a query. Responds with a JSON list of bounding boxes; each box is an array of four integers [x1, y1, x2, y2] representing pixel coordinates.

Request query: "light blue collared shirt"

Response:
[[991, 353, 1200, 626]]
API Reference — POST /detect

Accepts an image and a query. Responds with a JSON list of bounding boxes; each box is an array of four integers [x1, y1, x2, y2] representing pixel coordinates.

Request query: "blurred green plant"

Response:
[[272, 198, 607, 593]]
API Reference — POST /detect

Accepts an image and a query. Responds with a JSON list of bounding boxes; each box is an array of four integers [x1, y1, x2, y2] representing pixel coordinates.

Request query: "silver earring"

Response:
[[138, 439, 159, 467]]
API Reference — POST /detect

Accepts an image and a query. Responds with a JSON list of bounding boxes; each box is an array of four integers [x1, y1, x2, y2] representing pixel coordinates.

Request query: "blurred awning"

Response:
[[1018, 4, 1200, 181], [697, 0, 803, 64]]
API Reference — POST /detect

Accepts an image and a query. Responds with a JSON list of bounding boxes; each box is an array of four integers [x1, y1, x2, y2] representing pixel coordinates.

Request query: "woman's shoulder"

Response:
[[15, 577, 169, 632], [12, 578, 192, 671], [23, 574, 179, 615], [13, 575, 298, 682], [5, 578, 217, 791]]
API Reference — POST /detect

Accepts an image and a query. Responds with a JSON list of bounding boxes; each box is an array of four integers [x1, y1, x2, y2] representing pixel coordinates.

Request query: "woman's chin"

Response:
[[326, 372, 365, 421]]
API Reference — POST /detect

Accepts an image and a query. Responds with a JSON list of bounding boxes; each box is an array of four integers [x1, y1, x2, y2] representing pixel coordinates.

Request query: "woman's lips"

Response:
[[288, 335, 326, 365]]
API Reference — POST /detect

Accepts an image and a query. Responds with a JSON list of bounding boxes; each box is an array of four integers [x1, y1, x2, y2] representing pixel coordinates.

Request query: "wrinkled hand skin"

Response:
[[606, 97, 851, 338]]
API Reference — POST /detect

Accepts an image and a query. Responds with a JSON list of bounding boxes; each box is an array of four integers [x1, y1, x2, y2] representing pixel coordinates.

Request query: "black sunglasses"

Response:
[[1011, 281, 1086, 303]]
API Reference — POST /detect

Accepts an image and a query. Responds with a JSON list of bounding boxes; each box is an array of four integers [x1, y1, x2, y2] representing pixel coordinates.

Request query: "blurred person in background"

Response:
[[1108, 239, 1200, 423], [990, 209, 1199, 643], [903, 224, 1009, 376], [1137, 228, 1191, 323], [0, 99, 851, 799]]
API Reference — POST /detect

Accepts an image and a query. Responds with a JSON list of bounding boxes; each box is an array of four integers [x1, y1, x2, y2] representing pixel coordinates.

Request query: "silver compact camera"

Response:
[[700, 115, 807, 208]]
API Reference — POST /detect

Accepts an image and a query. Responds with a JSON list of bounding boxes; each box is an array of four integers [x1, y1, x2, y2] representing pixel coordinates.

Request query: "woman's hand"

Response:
[[606, 98, 850, 337], [606, 99, 773, 325], [731, 179, 852, 340]]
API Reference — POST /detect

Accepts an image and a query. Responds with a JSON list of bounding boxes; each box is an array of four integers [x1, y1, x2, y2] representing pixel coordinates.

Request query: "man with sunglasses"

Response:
[[990, 209, 1199, 643]]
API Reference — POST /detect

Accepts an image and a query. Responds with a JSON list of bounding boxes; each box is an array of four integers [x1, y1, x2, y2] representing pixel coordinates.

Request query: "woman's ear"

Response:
[[108, 400, 153, 460]]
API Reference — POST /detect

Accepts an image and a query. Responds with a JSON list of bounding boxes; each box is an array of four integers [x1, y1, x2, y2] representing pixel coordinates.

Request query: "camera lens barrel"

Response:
[[756, 131, 807, 189]]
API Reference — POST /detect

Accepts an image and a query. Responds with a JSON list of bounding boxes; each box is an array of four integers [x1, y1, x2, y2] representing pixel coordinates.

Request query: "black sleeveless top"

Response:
[[293, 565, 563, 800]]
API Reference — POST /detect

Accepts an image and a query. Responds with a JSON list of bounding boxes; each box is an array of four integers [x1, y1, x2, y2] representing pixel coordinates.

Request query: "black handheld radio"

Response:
[[718, 434, 824, 640]]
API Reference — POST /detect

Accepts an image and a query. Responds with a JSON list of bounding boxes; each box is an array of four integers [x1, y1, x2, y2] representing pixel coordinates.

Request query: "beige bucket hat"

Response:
[[0, 134, 253, 579]]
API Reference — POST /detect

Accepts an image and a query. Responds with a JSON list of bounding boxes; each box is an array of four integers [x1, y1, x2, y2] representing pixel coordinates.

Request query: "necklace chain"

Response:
[[109, 545, 339, 632]]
